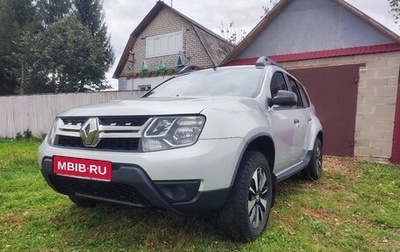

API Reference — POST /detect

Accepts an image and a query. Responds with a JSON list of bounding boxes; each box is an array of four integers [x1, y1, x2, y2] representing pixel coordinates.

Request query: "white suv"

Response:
[[38, 57, 323, 242]]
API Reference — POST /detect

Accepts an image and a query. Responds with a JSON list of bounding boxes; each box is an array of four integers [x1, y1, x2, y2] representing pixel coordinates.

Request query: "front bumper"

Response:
[[38, 138, 245, 214]]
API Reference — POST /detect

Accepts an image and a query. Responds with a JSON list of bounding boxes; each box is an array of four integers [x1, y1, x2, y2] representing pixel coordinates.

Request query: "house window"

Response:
[[145, 31, 183, 58], [138, 85, 151, 91]]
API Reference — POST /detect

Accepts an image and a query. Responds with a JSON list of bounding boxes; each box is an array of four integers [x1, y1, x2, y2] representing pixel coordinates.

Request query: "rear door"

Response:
[[285, 74, 311, 161]]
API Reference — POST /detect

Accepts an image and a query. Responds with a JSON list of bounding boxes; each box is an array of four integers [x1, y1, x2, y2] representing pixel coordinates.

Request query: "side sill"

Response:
[[275, 150, 312, 182]]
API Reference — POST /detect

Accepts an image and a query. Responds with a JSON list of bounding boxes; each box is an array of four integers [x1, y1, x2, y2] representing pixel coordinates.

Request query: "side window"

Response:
[[287, 76, 303, 107], [296, 81, 310, 107], [270, 72, 288, 97]]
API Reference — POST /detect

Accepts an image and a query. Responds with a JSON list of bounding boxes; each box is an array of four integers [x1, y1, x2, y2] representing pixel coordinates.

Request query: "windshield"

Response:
[[143, 67, 264, 98]]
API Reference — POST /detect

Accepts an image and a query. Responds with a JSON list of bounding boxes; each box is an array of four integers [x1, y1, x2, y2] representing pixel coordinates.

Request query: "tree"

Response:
[[261, 0, 279, 18], [73, 0, 104, 35], [389, 0, 400, 25], [0, 0, 114, 95], [73, 0, 114, 80], [220, 21, 247, 45], [0, 0, 36, 95], [14, 30, 50, 94], [16, 16, 110, 94], [219, 1, 279, 45], [36, 0, 71, 25]]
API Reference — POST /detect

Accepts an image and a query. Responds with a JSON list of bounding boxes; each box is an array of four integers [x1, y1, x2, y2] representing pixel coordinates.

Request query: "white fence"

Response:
[[0, 91, 145, 138]]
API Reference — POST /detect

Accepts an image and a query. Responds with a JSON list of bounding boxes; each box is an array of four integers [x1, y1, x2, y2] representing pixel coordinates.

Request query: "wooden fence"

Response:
[[0, 91, 145, 138]]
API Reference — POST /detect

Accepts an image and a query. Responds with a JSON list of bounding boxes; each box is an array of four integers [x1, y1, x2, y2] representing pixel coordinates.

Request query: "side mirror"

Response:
[[271, 90, 297, 107]]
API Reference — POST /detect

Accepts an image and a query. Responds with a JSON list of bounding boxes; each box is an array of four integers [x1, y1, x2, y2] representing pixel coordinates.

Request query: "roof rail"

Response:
[[255, 56, 286, 69], [178, 65, 204, 74]]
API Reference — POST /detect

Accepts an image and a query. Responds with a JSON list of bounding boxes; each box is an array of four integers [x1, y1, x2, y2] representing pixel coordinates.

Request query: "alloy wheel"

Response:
[[248, 167, 269, 228]]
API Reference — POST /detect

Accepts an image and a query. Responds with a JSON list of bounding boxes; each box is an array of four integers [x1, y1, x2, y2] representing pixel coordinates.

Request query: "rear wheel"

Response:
[[303, 138, 323, 180], [68, 195, 97, 208], [219, 151, 273, 242]]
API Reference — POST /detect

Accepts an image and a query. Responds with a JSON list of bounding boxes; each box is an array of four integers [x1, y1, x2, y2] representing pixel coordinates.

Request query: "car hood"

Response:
[[58, 97, 255, 117]]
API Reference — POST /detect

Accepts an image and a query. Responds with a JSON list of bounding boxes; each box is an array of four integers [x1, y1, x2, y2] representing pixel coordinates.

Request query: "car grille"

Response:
[[48, 175, 152, 207], [57, 136, 140, 151], [53, 116, 151, 151]]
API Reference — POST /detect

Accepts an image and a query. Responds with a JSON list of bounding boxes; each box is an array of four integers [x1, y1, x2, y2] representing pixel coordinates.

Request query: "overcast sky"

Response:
[[103, 0, 400, 89]]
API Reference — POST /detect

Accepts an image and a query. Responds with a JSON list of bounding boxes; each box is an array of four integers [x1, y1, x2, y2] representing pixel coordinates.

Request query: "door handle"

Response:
[[294, 119, 299, 124]]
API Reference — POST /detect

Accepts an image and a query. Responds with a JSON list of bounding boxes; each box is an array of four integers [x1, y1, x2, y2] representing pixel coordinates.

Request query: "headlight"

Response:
[[46, 118, 62, 145], [142, 116, 206, 151]]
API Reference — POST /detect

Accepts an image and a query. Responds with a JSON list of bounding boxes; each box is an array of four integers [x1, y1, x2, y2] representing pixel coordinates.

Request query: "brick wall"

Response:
[[121, 8, 213, 76], [282, 51, 400, 158]]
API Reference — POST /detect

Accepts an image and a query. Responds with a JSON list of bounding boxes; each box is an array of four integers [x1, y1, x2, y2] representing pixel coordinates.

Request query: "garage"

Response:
[[290, 64, 364, 156], [222, 0, 400, 160]]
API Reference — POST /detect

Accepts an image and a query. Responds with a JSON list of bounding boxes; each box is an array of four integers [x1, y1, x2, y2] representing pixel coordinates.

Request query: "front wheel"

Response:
[[303, 138, 323, 180], [219, 151, 273, 242]]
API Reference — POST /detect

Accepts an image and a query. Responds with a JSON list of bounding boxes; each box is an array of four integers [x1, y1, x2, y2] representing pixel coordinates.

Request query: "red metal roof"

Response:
[[224, 43, 400, 66]]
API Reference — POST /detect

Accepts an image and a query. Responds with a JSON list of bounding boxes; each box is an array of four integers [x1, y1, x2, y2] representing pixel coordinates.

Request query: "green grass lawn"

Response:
[[1, 139, 399, 251]]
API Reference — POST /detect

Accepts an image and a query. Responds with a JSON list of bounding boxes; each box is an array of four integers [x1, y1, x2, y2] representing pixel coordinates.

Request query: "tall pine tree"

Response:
[[0, 0, 114, 95], [0, 0, 36, 95], [18, 16, 109, 93], [37, 0, 71, 25], [73, 0, 114, 79]]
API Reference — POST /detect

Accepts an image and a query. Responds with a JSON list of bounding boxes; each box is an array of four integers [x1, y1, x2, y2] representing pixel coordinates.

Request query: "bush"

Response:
[[15, 129, 33, 140]]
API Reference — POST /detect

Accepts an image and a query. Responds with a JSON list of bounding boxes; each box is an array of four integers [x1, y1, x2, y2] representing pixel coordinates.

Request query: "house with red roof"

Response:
[[223, 0, 400, 162], [113, 1, 234, 91]]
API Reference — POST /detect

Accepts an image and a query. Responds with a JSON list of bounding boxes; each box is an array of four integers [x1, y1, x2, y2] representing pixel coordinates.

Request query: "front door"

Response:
[[267, 71, 299, 172]]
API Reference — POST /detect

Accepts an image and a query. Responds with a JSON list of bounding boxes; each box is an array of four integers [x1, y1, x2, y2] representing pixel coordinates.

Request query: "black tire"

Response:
[[68, 195, 97, 208], [304, 138, 323, 180], [219, 151, 273, 242]]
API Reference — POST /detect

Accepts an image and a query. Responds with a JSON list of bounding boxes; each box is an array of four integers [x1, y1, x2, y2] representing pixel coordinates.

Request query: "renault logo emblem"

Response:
[[80, 117, 101, 147]]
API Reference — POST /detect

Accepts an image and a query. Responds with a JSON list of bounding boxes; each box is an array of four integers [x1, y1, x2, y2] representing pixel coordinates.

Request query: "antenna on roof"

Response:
[[170, 0, 173, 7]]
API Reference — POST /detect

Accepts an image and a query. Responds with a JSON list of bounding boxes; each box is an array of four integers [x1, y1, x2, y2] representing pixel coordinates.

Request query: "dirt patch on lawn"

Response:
[[323, 156, 361, 181]]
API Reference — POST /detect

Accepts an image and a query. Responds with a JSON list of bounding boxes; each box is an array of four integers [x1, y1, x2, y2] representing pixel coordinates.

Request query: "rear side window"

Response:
[[287, 76, 303, 107], [270, 72, 287, 97], [296, 81, 310, 107], [287, 75, 311, 108]]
